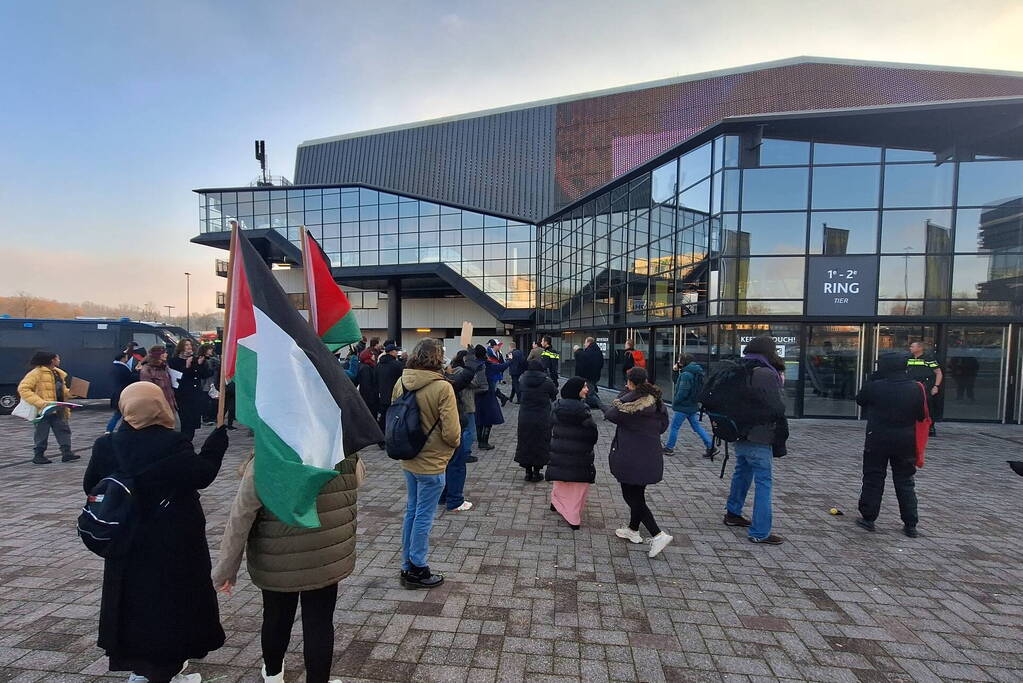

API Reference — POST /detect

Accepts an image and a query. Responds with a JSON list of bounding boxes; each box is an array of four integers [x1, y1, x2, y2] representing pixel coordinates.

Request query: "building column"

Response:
[[387, 278, 402, 346]]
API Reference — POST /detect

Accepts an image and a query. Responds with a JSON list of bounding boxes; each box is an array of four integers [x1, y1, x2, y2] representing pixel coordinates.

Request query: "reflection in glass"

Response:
[[813, 143, 881, 165], [741, 167, 808, 211], [680, 143, 712, 188], [957, 160, 1023, 207], [880, 210, 953, 253], [811, 165, 880, 210], [652, 160, 678, 204], [722, 256, 805, 299], [952, 253, 1023, 306], [943, 326, 1006, 420], [804, 325, 861, 417], [759, 139, 810, 166], [878, 255, 950, 300], [732, 212, 807, 255], [809, 211, 877, 254], [882, 163, 955, 208]]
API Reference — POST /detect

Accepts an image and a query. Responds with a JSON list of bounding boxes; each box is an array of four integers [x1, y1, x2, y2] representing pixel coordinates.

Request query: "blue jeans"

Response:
[[726, 441, 774, 540], [401, 470, 445, 570], [440, 420, 474, 509], [665, 410, 712, 449], [105, 410, 122, 433]]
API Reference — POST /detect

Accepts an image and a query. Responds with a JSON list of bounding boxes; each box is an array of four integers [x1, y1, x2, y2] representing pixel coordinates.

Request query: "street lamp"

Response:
[[185, 272, 191, 334]]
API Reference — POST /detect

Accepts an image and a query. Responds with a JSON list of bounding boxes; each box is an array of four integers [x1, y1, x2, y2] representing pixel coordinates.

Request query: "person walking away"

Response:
[[485, 339, 511, 406], [18, 351, 79, 464], [722, 336, 787, 545], [356, 347, 380, 428], [473, 345, 504, 451], [574, 337, 605, 409], [198, 344, 219, 425], [506, 342, 527, 403], [546, 377, 599, 529], [461, 350, 487, 461], [376, 342, 405, 433], [106, 349, 135, 434], [604, 368, 673, 557], [169, 339, 212, 442], [85, 382, 228, 683], [514, 360, 558, 481], [855, 352, 927, 537], [621, 339, 646, 380], [139, 346, 177, 417], [212, 451, 365, 683], [392, 339, 461, 589], [527, 340, 543, 363], [907, 341, 942, 436], [664, 354, 715, 458], [539, 336, 560, 384], [440, 351, 477, 511]]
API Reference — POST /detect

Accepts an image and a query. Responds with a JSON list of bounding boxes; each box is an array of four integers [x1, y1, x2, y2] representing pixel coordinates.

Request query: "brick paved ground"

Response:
[[1, 401, 1022, 682]]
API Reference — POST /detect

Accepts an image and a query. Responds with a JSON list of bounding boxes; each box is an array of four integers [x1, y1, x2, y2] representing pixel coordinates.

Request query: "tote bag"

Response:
[[914, 383, 931, 468], [12, 399, 38, 421]]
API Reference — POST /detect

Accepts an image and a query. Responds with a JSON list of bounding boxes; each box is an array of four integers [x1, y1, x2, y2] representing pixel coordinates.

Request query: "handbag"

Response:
[[914, 383, 931, 468], [12, 399, 39, 421]]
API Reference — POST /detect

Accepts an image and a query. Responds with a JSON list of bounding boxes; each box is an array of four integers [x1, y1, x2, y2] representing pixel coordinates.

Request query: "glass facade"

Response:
[[199, 185, 536, 309], [539, 134, 1023, 324]]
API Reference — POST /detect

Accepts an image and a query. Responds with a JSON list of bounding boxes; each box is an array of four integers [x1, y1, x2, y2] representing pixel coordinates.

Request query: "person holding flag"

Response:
[[212, 225, 381, 683]]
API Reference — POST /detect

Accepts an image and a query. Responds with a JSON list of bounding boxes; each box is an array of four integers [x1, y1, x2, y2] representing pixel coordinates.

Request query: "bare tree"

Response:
[[12, 291, 36, 317]]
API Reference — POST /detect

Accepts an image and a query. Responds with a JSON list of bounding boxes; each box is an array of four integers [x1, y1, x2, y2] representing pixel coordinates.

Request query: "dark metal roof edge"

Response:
[[540, 97, 1023, 224], [191, 180, 535, 226]]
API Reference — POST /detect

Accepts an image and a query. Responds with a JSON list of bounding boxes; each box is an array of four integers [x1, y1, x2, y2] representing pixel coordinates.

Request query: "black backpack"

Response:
[[698, 359, 779, 443], [77, 439, 138, 557], [385, 380, 439, 460]]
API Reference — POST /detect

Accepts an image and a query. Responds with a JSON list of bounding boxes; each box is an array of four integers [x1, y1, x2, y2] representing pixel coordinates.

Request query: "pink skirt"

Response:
[[551, 481, 590, 526]]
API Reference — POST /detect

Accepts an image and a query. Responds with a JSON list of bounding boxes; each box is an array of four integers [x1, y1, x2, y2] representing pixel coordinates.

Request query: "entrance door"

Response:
[[875, 325, 938, 369], [943, 325, 1008, 421], [804, 325, 862, 417], [652, 327, 676, 398]]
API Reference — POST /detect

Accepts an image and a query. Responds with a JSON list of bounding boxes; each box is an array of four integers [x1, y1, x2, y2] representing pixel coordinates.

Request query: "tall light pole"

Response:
[[164, 305, 175, 320], [184, 272, 191, 333]]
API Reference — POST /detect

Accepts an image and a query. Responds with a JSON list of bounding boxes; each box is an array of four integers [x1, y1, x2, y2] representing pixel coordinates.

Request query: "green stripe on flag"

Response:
[[322, 311, 363, 352]]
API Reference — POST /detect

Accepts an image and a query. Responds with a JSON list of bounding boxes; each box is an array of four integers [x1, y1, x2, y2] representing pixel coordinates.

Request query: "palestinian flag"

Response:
[[223, 227, 383, 527], [302, 227, 362, 352]]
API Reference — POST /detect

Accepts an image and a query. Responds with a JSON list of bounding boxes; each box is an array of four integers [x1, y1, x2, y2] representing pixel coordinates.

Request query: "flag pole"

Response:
[[216, 223, 238, 427], [298, 225, 315, 334]]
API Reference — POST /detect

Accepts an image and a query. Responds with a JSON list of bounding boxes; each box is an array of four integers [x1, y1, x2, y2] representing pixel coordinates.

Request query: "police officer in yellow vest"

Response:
[[907, 342, 942, 436]]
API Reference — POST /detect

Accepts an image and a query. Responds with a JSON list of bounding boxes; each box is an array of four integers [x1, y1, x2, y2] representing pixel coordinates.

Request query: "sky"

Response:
[[2, 0, 1022, 314]]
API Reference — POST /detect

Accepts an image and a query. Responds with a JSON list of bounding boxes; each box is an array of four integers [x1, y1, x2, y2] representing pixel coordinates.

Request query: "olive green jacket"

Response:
[[391, 369, 461, 475]]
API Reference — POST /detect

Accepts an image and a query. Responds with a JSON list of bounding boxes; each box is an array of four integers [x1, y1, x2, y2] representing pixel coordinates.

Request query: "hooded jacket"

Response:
[[139, 360, 177, 411], [514, 369, 558, 467], [857, 355, 927, 453], [671, 362, 705, 413], [376, 353, 404, 408], [391, 369, 461, 475], [605, 390, 669, 486], [574, 343, 604, 384], [546, 398, 599, 483], [741, 358, 786, 446]]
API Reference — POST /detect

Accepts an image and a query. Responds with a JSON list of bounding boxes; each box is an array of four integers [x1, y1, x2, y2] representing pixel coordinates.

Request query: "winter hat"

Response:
[[384, 342, 398, 352], [561, 376, 586, 399], [527, 359, 545, 372], [877, 352, 909, 377], [474, 344, 488, 360]]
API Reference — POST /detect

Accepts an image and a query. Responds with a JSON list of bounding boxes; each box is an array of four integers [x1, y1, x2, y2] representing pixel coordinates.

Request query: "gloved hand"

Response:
[[201, 424, 229, 456]]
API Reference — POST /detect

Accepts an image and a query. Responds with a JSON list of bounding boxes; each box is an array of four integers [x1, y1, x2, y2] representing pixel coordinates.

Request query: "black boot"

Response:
[[60, 448, 80, 463], [32, 451, 51, 465], [403, 563, 444, 590], [523, 466, 533, 482], [478, 425, 495, 450]]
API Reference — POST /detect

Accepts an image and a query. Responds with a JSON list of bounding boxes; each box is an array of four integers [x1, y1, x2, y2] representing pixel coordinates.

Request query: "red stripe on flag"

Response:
[[223, 233, 256, 379], [303, 230, 352, 337]]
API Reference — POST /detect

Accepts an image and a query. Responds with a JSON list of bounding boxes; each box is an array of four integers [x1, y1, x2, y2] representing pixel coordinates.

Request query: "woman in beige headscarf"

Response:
[[84, 382, 229, 683]]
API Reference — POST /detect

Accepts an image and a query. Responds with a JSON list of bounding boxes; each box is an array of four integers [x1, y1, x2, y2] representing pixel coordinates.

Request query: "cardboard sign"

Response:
[[459, 321, 473, 350], [69, 377, 90, 399]]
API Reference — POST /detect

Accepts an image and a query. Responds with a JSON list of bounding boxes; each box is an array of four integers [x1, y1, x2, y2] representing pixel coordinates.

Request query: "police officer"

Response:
[[907, 342, 942, 436], [855, 352, 926, 538]]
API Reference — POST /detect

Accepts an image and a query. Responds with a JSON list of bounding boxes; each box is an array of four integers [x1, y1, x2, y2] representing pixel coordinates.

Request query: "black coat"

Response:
[[169, 356, 212, 432], [109, 362, 133, 409], [356, 363, 379, 416], [857, 374, 927, 454], [605, 390, 669, 485], [575, 344, 604, 384], [376, 354, 404, 408], [514, 370, 558, 467], [508, 349, 527, 377], [84, 425, 227, 668], [546, 399, 599, 483]]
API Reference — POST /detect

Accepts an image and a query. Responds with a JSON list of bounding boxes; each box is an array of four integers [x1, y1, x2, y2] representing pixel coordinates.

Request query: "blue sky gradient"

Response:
[[2, 0, 1022, 312]]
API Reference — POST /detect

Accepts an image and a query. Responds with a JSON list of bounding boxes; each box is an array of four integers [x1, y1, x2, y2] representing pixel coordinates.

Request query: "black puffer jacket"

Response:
[[376, 354, 404, 409], [514, 370, 558, 467], [605, 390, 670, 485], [546, 399, 599, 483]]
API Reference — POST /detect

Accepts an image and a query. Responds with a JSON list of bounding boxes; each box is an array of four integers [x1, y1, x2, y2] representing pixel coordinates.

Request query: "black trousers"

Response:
[[261, 583, 339, 683], [858, 446, 918, 527], [620, 483, 661, 536], [509, 374, 521, 402]]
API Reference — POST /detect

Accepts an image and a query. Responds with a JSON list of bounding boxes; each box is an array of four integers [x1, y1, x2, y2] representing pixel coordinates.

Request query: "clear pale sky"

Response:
[[2, 0, 1022, 313]]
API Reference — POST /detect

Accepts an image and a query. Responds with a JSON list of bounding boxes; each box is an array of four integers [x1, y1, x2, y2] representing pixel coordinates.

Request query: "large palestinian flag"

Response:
[[302, 227, 362, 352], [223, 228, 383, 527]]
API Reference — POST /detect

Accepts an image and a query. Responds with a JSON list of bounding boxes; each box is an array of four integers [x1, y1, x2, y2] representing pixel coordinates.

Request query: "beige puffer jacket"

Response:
[[212, 454, 364, 593]]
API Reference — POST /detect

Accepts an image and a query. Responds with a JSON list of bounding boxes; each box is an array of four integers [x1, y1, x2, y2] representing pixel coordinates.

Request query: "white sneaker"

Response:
[[262, 664, 285, 683], [129, 661, 191, 683], [127, 675, 148, 683], [648, 532, 673, 558], [453, 501, 473, 511], [615, 527, 643, 544], [170, 675, 201, 683]]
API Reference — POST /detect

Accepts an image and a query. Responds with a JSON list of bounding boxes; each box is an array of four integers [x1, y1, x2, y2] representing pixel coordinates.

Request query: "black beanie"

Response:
[[561, 376, 586, 399], [527, 359, 545, 372]]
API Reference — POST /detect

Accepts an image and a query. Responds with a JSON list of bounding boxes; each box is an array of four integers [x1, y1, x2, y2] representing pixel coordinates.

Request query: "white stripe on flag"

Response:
[[239, 307, 345, 471]]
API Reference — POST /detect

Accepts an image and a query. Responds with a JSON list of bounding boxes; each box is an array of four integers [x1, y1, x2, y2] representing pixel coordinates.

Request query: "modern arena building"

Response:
[[193, 56, 1023, 421]]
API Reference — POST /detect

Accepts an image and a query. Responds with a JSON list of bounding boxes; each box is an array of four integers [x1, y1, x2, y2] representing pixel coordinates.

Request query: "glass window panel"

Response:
[[270, 213, 286, 228], [506, 243, 530, 260], [419, 215, 439, 230], [342, 236, 358, 253], [483, 214, 506, 227], [736, 256, 806, 298], [877, 300, 948, 316], [878, 255, 950, 299], [360, 204, 378, 220], [881, 210, 953, 253], [399, 217, 418, 232], [652, 160, 678, 204], [484, 242, 505, 260], [418, 202, 439, 215], [380, 250, 397, 265], [723, 136, 740, 168], [341, 223, 358, 238], [360, 251, 378, 266], [341, 207, 359, 222], [681, 143, 712, 188], [397, 201, 419, 218], [809, 211, 878, 255], [399, 233, 418, 248], [957, 160, 1023, 207], [811, 165, 880, 209], [441, 246, 461, 261], [741, 167, 808, 211], [379, 218, 398, 234], [270, 191, 286, 201], [507, 225, 532, 242], [885, 148, 936, 163], [379, 233, 398, 249], [340, 191, 359, 207], [485, 226, 507, 242], [952, 253, 1023, 301], [813, 142, 882, 165], [419, 231, 439, 247], [463, 228, 483, 245], [222, 192, 238, 203], [303, 194, 321, 210], [321, 237, 340, 253], [287, 211, 303, 226], [462, 212, 484, 228], [722, 170, 740, 212], [322, 224, 340, 239], [955, 206, 1023, 253], [270, 198, 286, 213], [378, 203, 399, 219], [322, 208, 340, 223], [378, 192, 399, 204], [463, 245, 483, 261], [484, 260, 507, 276], [399, 248, 418, 264], [304, 209, 322, 225], [340, 252, 358, 267], [679, 178, 711, 214], [759, 139, 810, 166], [882, 163, 954, 208], [359, 221, 378, 235], [287, 197, 304, 212], [253, 199, 269, 214], [322, 193, 340, 209], [737, 300, 804, 315], [420, 247, 440, 262], [358, 188, 378, 205], [736, 212, 807, 255], [441, 231, 459, 246]]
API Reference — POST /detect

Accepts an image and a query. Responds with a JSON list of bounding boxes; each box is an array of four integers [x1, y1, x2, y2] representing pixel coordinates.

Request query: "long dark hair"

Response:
[[626, 367, 663, 404], [451, 350, 468, 368], [29, 351, 57, 367], [743, 335, 785, 373]]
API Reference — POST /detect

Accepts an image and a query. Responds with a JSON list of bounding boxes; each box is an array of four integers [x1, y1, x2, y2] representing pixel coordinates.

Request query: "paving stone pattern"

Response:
[[1, 401, 1022, 682]]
